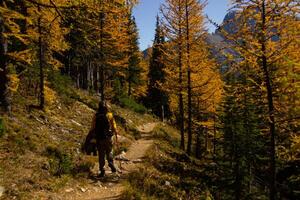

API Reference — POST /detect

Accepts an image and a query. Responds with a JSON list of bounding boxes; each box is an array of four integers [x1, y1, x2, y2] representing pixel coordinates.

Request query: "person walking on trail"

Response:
[[91, 102, 119, 177]]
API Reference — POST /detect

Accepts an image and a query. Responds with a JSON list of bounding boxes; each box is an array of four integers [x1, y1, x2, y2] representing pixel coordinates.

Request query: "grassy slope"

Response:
[[0, 80, 156, 199], [0, 75, 214, 200], [122, 124, 216, 200]]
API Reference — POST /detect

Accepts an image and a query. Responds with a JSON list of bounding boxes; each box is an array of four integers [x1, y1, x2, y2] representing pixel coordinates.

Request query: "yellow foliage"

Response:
[[8, 74, 19, 93], [161, 0, 223, 116], [291, 134, 300, 159], [7, 49, 33, 65], [44, 84, 57, 106]]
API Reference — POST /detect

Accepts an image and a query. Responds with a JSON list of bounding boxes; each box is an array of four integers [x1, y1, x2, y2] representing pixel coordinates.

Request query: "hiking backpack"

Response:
[[94, 112, 113, 140]]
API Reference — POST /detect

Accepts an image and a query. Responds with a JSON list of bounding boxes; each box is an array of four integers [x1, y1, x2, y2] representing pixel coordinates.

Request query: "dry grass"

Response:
[[0, 86, 155, 199], [121, 123, 211, 200]]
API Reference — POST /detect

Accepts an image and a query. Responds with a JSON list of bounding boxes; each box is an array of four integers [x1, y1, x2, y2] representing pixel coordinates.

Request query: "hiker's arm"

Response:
[[112, 119, 118, 142], [110, 116, 119, 144]]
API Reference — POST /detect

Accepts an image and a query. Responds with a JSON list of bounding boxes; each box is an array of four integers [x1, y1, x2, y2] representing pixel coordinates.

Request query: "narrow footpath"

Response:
[[60, 122, 157, 200]]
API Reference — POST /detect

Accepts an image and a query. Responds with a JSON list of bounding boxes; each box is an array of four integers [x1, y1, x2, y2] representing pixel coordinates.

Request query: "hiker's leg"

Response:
[[106, 138, 116, 172], [97, 140, 106, 175]]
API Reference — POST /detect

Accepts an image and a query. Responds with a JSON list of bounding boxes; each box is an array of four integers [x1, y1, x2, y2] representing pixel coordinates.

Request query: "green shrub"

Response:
[[78, 97, 98, 110], [122, 184, 143, 200], [118, 95, 147, 114], [45, 146, 74, 176], [72, 159, 94, 175], [8, 134, 36, 154], [48, 72, 80, 103], [153, 127, 179, 148], [0, 118, 5, 138], [50, 175, 72, 192]]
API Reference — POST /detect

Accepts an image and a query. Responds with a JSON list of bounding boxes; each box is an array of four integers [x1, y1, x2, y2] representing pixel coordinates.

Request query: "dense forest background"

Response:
[[0, 0, 299, 199]]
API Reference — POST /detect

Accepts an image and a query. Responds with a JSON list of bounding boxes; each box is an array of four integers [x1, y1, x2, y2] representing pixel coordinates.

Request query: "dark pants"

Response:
[[97, 138, 115, 172]]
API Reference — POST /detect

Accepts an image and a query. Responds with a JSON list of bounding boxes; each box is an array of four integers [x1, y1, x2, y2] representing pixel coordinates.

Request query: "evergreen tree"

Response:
[[161, 0, 186, 150], [0, 0, 28, 113], [146, 16, 170, 120], [0, 0, 10, 113], [161, 0, 223, 154], [219, 64, 267, 199], [126, 16, 142, 97], [218, 1, 300, 198], [214, 1, 299, 198], [28, 0, 69, 109], [62, 0, 135, 101]]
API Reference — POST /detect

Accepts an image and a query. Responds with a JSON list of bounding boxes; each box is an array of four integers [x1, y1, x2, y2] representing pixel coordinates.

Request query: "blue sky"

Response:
[[133, 0, 230, 50]]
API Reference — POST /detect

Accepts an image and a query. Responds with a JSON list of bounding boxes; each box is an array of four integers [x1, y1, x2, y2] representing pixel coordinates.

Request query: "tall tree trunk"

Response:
[[213, 110, 217, 160], [99, 10, 105, 102], [261, 1, 276, 199], [178, 0, 185, 151], [248, 163, 252, 194], [38, 5, 45, 109], [195, 126, 202, 159], [234, 157, 241, 200], [179, 70, 184, 150], [90, 62, 94, 90], [185, 0, 192, 155], [205, 127, 208, 152], [263, 40, 276, 200], [82, 66, 85, 88], [0, 9, 10, 113], [99, 64, 104, 101], [94, 64, 98, 92], [128, 76, 132, 97], [161, 105, 165, 122], [87, 60, 91, 90]]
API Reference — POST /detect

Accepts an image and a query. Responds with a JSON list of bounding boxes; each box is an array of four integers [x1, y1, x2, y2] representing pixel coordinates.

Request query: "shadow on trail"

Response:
[[90, 194, 123, 200], [88, 173, 126, 184]]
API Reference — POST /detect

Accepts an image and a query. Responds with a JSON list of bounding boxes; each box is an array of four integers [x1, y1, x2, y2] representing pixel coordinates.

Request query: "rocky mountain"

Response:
[[206, 11, 238, 71], [142, 11, 239, 70]]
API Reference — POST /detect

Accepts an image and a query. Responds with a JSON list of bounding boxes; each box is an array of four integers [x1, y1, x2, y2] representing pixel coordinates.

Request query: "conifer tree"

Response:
[[219, 62, 267, 199], [0, 0, 30, 112], [26, 0, 69, 109], [218, 1, 299, 198], [126, 16, 142, 97], [183, 0, 208, 155], [61, 0, 137, 101], [161, 0, 186, 150], [162, 0, 222, 154], [147, 16, 170, 120], [0, 0, 10, 113]]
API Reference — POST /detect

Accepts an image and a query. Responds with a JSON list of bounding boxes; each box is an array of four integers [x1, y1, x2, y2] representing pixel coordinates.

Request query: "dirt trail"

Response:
[[60, 122, 157, 200]]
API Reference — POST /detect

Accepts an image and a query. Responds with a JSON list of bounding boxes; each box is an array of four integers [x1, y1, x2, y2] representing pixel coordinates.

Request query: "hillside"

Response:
[[0, 83, 158, 199], [0, 82, 215, 200], [1, 1, 299, 200]]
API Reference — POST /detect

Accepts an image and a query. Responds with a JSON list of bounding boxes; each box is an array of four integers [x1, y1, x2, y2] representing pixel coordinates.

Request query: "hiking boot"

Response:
[[109, 165, 117, 173], [99, 170, 105, 177]]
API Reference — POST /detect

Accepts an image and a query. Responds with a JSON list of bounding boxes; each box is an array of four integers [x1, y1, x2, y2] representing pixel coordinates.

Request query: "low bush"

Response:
[[122, 183, 143, 200], [72, 158, 94, 176], [48, 72, 80, 103], [44, 146, 74, 176], [117, 95, 147, 114]]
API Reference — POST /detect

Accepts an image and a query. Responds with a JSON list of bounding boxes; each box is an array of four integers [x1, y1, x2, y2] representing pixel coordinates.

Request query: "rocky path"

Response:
[[60, 122, 157, 200]]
